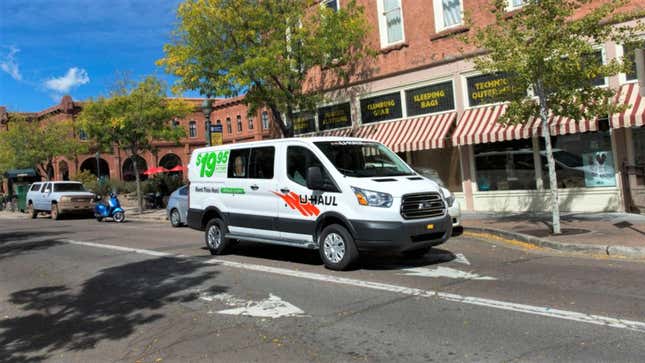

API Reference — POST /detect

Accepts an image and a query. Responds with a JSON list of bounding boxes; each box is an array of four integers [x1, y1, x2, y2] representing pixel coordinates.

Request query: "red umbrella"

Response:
[[143, 166, 169, 175], [168, 165, 187, 172]]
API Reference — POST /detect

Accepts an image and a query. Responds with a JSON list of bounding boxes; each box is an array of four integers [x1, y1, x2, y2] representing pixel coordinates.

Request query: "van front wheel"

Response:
[[319, 224, 358, 271], [205, 218, 232, 255]]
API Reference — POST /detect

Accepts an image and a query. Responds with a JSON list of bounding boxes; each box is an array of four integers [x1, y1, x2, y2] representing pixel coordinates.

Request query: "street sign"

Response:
[[209, 124, 223, 146]]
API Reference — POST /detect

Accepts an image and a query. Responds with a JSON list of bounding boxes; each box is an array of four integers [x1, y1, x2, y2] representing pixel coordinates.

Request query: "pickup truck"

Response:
[[26, 181, 95, 220]]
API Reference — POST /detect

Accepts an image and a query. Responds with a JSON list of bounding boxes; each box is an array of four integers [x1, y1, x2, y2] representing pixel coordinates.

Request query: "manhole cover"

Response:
[[516, 228, 591, 237]]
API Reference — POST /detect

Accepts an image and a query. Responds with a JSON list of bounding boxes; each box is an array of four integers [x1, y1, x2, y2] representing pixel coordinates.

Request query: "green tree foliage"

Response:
[[464, 0, 643, 233], [158, 0, 373, 136], [0, 114, 88, 180], [78, 76, 193, 213]]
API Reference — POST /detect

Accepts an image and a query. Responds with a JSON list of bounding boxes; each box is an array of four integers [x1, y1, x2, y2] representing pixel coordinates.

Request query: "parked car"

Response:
[[167, 185, 188, 227], [26, 181, 95, 220], [413, 167, 462, 236]]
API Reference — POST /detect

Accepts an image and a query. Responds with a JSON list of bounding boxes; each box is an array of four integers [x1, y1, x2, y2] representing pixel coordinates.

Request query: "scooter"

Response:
[[95, 193, 126, 223]]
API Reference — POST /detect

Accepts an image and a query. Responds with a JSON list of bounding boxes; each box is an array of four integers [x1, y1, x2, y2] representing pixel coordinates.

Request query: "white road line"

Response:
[[60, 239, 645, 333], [399, 266, 496, 280]]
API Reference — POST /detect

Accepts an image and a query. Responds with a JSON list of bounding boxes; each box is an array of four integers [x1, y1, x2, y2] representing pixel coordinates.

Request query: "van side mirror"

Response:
[[306, 166, 324, 190]]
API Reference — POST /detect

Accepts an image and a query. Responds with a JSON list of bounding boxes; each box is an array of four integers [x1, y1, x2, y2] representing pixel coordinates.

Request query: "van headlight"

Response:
[[440, 187, 455, 208], [351, 187, 392, 208]]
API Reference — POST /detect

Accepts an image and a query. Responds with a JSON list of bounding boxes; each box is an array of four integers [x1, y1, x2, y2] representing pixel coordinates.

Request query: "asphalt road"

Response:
[[1, 216, 645, 362]]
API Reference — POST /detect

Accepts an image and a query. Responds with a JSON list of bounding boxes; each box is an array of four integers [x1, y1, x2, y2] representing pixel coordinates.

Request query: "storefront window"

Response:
[[542, 130, 615, 188], [474, 139, 537, 191], [411, 147, 463, 192], [633, 127, 645, 185]]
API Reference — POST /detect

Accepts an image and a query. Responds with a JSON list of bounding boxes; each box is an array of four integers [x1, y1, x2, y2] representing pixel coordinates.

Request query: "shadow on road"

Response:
[[0, 239, 66, 262], [0, 256, 227, 363], [0, 230, 67, 243]]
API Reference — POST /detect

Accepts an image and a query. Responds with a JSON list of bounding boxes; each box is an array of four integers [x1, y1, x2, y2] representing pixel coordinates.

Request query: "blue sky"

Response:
[[0, 0, 200, 112]]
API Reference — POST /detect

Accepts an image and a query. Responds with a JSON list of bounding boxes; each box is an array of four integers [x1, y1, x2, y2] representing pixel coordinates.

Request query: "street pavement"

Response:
[[2, 217, 645, 362]]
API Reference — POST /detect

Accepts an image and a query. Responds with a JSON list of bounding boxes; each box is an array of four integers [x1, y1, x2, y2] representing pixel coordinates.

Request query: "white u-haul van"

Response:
[[187, 137, 455, 270]]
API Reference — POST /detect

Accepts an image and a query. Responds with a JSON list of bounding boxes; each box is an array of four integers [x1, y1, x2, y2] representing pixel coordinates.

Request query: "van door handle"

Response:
[[250, 185, 259, 191], [280, 188, 290, 194]]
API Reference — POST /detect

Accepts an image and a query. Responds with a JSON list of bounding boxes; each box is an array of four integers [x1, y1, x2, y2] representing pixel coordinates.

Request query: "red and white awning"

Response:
[[356, 112, 456, 152], [452, 104, 598, 146], [317, 127, 354, 137], [612, 82, 645, 128]]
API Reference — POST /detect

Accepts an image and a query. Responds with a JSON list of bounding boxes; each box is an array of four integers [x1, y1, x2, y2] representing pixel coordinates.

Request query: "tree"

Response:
[[78, 76, 193, 213], [0, 114, 88, 180], [158, 0, 373, 137], [464, 0, 643, 234]]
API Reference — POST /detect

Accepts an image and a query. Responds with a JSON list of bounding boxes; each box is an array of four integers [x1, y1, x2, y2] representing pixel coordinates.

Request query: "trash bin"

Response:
[[15, 184, 28, 212]]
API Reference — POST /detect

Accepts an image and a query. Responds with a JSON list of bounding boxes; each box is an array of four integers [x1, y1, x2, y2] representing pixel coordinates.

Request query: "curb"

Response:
[[464, 226, 645, 259]]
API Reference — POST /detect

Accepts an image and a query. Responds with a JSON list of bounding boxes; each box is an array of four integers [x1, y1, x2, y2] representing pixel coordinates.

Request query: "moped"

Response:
[[95, 193, 125, 223]]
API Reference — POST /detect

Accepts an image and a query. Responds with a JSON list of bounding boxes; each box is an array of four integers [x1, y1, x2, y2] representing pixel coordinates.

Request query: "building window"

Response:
[[474, 139, 538, 191], [322, 0, 338, 11], [236, 115, 243, 132], [188, 121, 196, 138], [586, 49, 607, 87], [433, 0, 463, 32], [78, 128, 88, 141], [226, 117, 232, 134], [216, 119, 221, 126], [172, 118, 179, 128], [261, 111, 270, 129], [623, 40, 645, 82], [377, 0, 404, 48], [248, 117, 254, 130]]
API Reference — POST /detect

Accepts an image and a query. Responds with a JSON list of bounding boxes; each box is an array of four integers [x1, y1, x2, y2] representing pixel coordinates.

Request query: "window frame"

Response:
[[432, 0, 464, 33], [188, 120, 197, 138], [227, 148, 251, 179], [506, 0, 525, 11], [236, 115, 243, 133], [226, 117, 232, 134], [286, 145, 339, 192], [376, 0, 406, 48], [248, 116, 254, 130], [321, 0, 339, 11], [618, 36, 645, 84], [261, 111, 270, 129], [248, 146, 276, 180]]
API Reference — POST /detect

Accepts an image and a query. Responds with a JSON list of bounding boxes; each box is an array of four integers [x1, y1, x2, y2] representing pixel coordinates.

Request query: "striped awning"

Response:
[[452, 104, 598, 146], [356, 112, 456, 152], [317, 127, 354, 137], [611, 82, 645, 128]]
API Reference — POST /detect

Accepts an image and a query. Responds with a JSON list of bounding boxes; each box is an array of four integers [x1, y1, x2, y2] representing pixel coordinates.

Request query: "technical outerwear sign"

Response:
[[405, 81, 455, 116], [360, 92, 402, 124], [318, 103, 351, 130], [466, 73, 513, 107]]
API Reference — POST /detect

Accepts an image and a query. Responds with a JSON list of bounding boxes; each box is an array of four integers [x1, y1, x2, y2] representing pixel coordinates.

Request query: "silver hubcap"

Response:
[[171, 211, 180, 225], [114, 212, 124, 222], [323, 233, 345, 264], [207, 224, 222, 249]]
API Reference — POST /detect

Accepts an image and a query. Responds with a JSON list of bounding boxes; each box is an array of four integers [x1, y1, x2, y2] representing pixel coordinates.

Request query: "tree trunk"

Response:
[[130, 153, 143, 214], [536, 81, 561, 234], [270, 105, 292, 138]]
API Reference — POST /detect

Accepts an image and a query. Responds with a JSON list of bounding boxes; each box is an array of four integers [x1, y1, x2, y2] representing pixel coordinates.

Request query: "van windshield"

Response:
[[53, 183, 86, 192], [314, 141, 414, 177]]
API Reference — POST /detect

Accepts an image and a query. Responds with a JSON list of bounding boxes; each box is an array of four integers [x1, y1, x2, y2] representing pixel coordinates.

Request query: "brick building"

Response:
[[303, 0, 645, 213], [0, 95, 280, 184]]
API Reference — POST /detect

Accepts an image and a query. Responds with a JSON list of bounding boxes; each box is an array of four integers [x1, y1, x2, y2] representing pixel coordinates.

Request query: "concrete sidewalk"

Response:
[[462, 212, 645, 258]]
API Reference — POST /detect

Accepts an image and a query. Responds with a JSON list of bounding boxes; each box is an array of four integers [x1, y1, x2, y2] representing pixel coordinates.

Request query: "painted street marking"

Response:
[[199, 292, 305, 318], [399, 266, 496, 280], [454, 253, 471, 265], [60, 239, 645, 333]]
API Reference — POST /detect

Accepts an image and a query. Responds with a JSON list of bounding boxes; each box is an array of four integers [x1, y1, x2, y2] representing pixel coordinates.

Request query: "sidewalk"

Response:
[[123, 207, 167, 222], [462, 212, 645, 258]]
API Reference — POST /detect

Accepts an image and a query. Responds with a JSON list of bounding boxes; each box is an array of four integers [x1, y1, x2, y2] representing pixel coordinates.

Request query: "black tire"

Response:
[[204, 218, 232, 255], [113, 211, 125, 223], [51, 204, 60, 220], [318, 224, 359, 271], [28, 202, 37, 219], [170, 209, 182, 227]]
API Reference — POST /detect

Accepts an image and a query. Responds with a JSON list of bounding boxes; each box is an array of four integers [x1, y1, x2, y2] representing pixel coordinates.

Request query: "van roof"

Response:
[[195, 136, 377, 151]]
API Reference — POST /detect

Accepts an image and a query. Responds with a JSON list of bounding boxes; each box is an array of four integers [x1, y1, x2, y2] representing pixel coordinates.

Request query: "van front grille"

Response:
[[400, 193, 445, 220]]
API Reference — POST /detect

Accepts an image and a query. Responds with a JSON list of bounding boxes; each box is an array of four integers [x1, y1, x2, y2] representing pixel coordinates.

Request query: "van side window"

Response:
[[227, 149, 250, 178], [179, 186, 188, 196], [287, 146, 337, 192], [30, 184, 41, 192], [248, 147, 275, 179], [44, 183, 52, 193]]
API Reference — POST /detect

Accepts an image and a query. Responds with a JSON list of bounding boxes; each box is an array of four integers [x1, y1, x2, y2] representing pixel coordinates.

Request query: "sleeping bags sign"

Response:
[[405, 81, 455, 116], [360, 92, 402, 124]]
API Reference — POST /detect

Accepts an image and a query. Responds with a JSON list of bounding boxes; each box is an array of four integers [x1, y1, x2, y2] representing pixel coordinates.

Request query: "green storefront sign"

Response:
[[405, 81, 455, 116], [360, 92, 402, 124], [318, 103, 351, 131]]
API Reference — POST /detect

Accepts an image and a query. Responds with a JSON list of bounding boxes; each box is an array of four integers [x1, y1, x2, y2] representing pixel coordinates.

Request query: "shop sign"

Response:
[[318, 102, 351, 130], [582, 151, 616, 187], [209, 124, 223, 146], [360, 92, 402, 124], [467, 73, 513, 107], [405, 81, 455, 116], [292, 112, 316, 135]]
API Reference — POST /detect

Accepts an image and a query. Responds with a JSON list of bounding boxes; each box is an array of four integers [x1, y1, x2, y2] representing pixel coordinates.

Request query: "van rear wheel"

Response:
[[205, 218, 232, 255], [319, 224, 358, 271]]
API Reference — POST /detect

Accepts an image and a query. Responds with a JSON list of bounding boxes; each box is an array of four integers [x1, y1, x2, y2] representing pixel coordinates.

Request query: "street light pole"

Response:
[[202, 98, 213, 147], [95, 151, 100, 183]]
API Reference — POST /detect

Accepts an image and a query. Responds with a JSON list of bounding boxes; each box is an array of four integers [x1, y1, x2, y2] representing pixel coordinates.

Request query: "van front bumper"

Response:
[[350, 214, 452, 252]]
